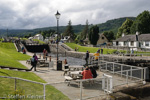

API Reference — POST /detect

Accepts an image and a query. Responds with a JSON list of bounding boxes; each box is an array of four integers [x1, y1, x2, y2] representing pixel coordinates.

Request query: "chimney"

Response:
[[136, 31, 139, 35], [122, 33, 125, 37], [136, 31, 139, 41]]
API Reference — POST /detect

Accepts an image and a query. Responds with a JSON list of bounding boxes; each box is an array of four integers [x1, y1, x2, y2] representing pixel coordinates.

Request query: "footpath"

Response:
[[19, 52, 108, 100], [20, 51, 149, 100]]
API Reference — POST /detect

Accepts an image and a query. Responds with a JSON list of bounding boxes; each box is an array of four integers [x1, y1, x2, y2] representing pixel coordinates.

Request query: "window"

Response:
[[131, 41, 134, 46], [124, 42, 127, 46], [145, 42, 149, 46]]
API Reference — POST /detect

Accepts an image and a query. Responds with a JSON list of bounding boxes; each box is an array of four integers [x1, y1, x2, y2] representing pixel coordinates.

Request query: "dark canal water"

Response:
[[50, 53, 85, 66]]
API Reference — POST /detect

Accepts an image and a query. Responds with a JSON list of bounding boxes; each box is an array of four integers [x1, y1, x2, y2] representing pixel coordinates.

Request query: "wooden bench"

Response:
[[64, 76, 73, 86], [38, 62, 49, 67], [63, 69, 69, 76]]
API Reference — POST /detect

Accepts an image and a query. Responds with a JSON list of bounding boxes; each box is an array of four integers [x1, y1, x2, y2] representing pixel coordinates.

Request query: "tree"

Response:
[[116, 18, 133, 38], [64, 20, 75, 40], [103, 31, 115, 42], [89, 25, 99, 45], [81, 20, 89, 40], [130, 10, 150, 34]]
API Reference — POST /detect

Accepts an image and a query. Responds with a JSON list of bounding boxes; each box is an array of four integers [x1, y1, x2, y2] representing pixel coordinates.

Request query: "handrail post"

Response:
[[106, 63, 107, 71], [15, 78, 17, 91], [143, 68, 147, 84], [121, 65, 123, 77], [43, 84, 46, 100], [126, 71, 129, 85], [113, 63, 114, 74], [131, 67, 132, 79], [141, 69, 143, 81], [144, 68, 146, 81], [80, 81, 83, 100]]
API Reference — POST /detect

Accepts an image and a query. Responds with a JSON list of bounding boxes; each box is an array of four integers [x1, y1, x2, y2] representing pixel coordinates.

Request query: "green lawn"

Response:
[[0, 42, 69, 100], [65, 43, 150, 56], [65, 43, 119, 54], [33, 39, 46, 44]]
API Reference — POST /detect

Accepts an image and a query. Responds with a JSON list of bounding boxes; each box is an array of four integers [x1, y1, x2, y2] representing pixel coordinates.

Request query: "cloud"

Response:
[[0, 0, 150, 29]]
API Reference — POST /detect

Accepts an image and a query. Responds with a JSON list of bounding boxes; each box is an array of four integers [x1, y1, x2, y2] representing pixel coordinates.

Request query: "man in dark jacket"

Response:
[[30, 53, 38, 71], [85, 51, 89, 65]]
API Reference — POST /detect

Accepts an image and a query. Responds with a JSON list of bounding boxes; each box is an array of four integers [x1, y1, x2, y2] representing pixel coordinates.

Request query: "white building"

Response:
[[113, 32, 150, 50], [33, 34, 43, 41], [61, 36, 73, 43]]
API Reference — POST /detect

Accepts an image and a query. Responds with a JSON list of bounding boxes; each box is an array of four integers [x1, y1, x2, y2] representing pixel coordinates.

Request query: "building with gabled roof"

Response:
[[113, 32, 150, 50]]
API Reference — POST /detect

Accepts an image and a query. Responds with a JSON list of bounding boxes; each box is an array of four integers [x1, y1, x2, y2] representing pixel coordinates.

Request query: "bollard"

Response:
[[49, 56, 51, 62], [39, 54, 41, 59], [80, 81, 82, 100]]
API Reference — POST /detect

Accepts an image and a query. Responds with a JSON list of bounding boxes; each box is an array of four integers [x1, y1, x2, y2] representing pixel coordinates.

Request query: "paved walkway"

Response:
[[19, 52, 141, 100]]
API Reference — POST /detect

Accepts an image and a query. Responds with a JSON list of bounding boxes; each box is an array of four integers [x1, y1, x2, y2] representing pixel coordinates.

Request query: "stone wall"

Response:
[[49, 44, 93, 59], [110, 84, 150, 100]]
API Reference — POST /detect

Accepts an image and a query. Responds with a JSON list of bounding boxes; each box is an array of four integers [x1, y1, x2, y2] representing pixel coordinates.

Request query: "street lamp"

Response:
[[55, 11, 61, 61]]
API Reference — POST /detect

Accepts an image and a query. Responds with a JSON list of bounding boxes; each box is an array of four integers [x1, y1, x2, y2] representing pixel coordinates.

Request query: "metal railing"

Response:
[[88, 55, 147, 87], [0, 75, 112, 100]]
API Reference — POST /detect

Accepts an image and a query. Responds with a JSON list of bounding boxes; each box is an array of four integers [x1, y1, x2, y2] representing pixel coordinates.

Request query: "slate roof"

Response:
[[138, 34, 150, 41], [113, 34, 150, 42]]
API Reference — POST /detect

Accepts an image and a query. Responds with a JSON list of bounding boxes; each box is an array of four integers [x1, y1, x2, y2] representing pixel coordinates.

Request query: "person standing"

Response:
[[45, 50, 48, 60], [101, 48, 103, 54], [43, 48, 46, 59], [85, 51, 89, 65], [94, 49, 100, 60]]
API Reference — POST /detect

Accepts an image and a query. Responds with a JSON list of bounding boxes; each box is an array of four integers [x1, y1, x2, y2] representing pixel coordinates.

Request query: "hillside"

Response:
[[0, 17, 135, 37], [98, 17, 136, 34]]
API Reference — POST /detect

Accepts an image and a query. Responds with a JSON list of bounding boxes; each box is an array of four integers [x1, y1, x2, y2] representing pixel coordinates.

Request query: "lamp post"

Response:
[[55, 11, 61, 61]]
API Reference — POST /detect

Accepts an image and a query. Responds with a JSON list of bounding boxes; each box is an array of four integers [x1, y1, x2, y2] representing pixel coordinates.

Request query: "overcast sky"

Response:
[[0, 0, 150, 29]]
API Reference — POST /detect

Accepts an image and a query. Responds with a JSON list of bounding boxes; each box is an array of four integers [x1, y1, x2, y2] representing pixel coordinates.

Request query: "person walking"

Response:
[[30, 53, 38, 71]]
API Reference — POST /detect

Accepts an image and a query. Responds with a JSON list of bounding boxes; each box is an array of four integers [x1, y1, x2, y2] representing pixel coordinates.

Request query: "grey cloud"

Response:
[[0, 0, 150, 29]]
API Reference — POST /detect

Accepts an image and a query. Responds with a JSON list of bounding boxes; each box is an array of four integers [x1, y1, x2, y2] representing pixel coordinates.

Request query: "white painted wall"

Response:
[[142, 41, 150, 49]]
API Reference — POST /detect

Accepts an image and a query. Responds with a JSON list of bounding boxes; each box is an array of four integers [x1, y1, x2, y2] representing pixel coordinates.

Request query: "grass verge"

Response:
[[65, 43, 119, 54], [0, 42, 69, 100]]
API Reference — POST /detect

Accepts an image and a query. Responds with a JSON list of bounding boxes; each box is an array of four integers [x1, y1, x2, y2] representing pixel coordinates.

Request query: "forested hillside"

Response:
[[98, 17, 136, 34], [0, 17, 135, 37]]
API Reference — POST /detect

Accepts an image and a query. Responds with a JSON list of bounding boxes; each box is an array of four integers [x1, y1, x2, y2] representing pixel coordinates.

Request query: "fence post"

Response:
[[143, 68, 147, 84], [141, 69, 143, 81], [106, 63, 107, 71], [107, 78, 108, 92], [113, 63, 114, 74], [121, 65, 123, 77], [144, 68, 146, 81], [43, 84, 46, 100], [102, 75, 105, 90], [126, 71, 128, 85], [110, 77, 113, 93], [15, 78, 17, 91], [131, 67, 132, 78], [80, 81, 83, 100]]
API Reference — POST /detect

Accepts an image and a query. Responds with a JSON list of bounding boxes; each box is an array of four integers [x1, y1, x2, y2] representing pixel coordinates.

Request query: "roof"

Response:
[[113, 34, 150, 42], [113, 35, 136, 42], [83, 37, 89, 42], [35, 34, 42, 37], [139, 34, 150, 41]]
